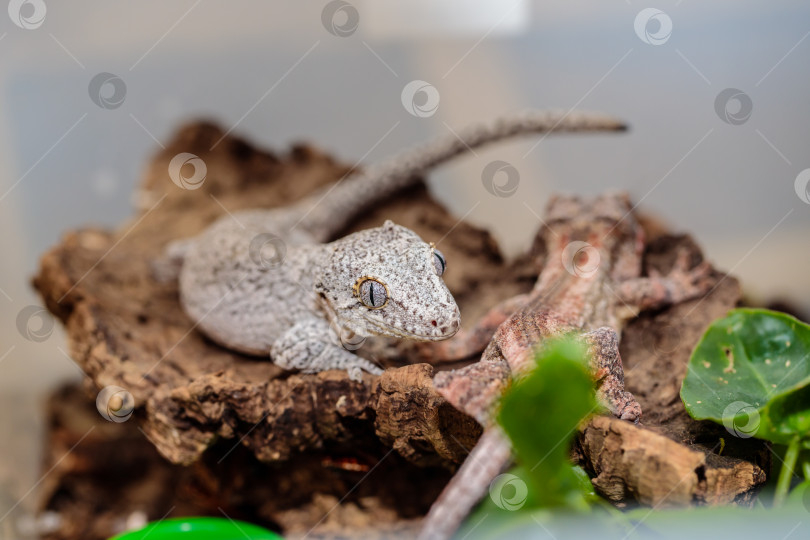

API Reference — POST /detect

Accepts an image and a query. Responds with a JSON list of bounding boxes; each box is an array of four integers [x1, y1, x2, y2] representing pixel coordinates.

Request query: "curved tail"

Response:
[[293, 110, 627, 241], [417, 427, 513, 540]]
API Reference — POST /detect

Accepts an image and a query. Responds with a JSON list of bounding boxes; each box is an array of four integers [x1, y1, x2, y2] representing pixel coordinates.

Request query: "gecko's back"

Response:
[[179, 209, 323, 355]]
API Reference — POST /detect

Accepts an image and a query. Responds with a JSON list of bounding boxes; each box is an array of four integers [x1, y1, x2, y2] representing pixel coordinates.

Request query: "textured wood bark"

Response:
[[580, 416, 766, 506], [36, 383, 445, 540], [32, 120, 767, 530]]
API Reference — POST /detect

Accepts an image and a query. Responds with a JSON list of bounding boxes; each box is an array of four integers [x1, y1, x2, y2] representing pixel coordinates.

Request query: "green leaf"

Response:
[[497, 337, 599, 508], [680, 308, 810, 445], [786, 479, 810, 510], [571, 465, 598, 500]]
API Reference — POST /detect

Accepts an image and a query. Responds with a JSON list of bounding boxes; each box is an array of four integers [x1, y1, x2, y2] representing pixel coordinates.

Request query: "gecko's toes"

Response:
[[347, 366, 364, 382], [367, 366, 384, 377], [347, 363, 383, 382], [618, 398, 642, 422]]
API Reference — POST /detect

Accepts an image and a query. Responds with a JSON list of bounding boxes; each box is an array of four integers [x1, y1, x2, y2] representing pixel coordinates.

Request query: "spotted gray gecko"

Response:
[[418, 193, 715, 540], [156, 112, 627, 381]]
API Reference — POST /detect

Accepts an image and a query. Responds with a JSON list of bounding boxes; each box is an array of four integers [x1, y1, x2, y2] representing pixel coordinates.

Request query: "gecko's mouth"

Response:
[[362, 315, 459, 341]]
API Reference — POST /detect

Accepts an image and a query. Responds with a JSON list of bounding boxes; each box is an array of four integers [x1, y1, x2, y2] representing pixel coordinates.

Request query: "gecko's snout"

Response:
[[442, 318, 460, 336], [437, 307, 460, 338], [420, 303, 460, 340]]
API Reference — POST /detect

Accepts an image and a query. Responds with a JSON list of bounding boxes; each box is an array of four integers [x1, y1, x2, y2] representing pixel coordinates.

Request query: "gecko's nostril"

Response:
[[431, 320, 438, 326], [441, 326, 448, 333]]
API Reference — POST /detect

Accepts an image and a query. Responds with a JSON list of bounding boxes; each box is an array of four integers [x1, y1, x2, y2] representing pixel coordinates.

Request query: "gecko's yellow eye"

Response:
[[432, 248, 446, 277], [353, 277, 389, 309]]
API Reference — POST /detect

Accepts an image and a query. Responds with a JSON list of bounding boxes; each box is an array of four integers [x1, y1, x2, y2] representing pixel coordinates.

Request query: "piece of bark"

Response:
[[579, 416, 765, 507], [33, 121, 500, 467], [144, 363, 480, 467], [35, 383, 448, 540]]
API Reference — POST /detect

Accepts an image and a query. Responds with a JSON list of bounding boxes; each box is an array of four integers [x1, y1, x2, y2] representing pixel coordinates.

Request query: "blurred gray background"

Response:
[[0, 0, 809, 530]]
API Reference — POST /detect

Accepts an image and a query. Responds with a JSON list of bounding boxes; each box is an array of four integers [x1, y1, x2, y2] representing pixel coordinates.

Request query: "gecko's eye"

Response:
[[354, 277, 389, 309], [432, 249, 446, 277]]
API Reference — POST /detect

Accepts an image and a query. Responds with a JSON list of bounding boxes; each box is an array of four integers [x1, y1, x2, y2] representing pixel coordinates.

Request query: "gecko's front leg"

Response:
[[271, 318, 383, 381], [582, 327, 641, 422], [433, 341, 512, 426]]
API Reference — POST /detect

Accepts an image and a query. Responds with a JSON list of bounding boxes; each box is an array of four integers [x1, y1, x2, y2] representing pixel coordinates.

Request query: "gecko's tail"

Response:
[[295, 110, 628, 242], [418, 427, 513, 540]]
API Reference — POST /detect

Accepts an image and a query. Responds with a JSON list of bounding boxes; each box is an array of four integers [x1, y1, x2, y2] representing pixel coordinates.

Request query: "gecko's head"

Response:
[[319, 221, 460, 341]]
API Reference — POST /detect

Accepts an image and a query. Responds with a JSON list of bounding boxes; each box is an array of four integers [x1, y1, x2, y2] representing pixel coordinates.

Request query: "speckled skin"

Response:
[[177, 213, 459, 380], [418, 193, 715, 540], [160, 112, 627, 380]]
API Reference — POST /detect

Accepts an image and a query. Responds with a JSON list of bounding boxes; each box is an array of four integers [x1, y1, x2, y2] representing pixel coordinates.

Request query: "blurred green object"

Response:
[[497, 337, 600, 510], [109, 517, 283, 540]]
